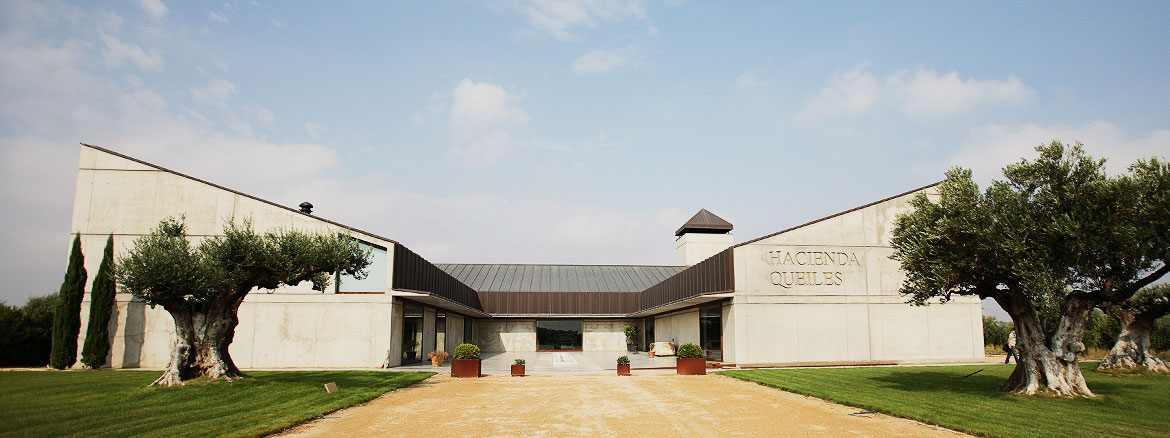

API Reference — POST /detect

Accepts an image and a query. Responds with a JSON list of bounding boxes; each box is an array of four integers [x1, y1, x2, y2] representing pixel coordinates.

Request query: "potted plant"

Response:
[[647, 344, 656, 358], [675, 343, 706, 375], [623, 324, 639, 352], [616, 355, 631, 376], [428, 350, 449, 367], [511, 358, 526, 376], [451, 343, 481, 378]]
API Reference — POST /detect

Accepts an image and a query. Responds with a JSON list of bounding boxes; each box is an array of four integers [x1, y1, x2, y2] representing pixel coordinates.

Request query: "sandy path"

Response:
[[276, 374, 968, 438]]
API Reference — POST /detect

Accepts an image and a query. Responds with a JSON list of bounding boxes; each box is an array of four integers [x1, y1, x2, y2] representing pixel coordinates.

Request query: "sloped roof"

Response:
[[437, 264, 685, 293], [675, 208, 733, 236]]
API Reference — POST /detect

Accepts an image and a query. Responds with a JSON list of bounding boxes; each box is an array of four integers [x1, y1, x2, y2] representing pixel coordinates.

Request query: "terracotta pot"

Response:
[[511, 364, 525, 376], [430, 356, 445, 366], [676, 357, 706, 375], [617, 364, 631, 376], [648, 351, 655, 358], [451, 359, 481, 378]]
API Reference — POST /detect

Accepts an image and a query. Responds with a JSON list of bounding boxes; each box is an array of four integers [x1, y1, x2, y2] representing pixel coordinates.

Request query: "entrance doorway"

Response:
[[536, 320, 583, 351], [402, 305, 423, 363]]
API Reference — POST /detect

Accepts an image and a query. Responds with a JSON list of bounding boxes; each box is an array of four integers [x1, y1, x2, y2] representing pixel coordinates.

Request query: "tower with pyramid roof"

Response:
[[674, 208, 734, 266]]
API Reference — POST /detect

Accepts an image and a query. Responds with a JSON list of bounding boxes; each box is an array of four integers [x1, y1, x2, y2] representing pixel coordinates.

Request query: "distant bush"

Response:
[[676, 343, 703, 359], [0, 293, 58, 367], [452, 343, 480, 360], [982, 316, 1012, 347]]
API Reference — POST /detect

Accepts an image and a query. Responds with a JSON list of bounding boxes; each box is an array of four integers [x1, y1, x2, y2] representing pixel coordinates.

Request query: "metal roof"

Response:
[[675, 208, 733, 236], [437, 264, 685, 293]]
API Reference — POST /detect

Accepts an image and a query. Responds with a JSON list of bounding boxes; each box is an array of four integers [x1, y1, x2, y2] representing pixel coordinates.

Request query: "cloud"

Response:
[[570, 45, 645, 75], [510, 0, 647, 41], [801, 64, 1033, 119], [209, 11, 229, 24], [948, 121, 1170, 184], [735, 69, 771, 89], [136, 0, 168, 21], [189, 78, 237, 106], [100, 34, 164, 71], [448, 79, 530, 165], [305, 122, 324, 140]]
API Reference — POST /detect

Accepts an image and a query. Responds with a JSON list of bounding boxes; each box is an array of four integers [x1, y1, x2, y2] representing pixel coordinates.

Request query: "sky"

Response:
[[1, 1, 1168, 319]]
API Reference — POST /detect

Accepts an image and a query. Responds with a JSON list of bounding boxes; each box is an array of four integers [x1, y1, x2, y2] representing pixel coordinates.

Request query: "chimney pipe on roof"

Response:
[[299, 202, 313, 214]]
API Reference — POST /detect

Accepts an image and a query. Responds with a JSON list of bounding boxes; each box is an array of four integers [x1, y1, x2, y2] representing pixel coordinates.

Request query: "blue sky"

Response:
[[1, 1, 1168, 319]]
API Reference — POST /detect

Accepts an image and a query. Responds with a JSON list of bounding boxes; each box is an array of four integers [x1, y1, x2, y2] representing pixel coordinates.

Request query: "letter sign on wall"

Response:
[[745, 246, 867, 295]]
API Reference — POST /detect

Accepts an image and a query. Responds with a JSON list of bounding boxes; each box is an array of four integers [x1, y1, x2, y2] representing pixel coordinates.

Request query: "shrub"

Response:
[[623, 324, 639, 340], [50, 234, 86, 370], [676, 343, 703, 359], [81, 234, 116, 369], [428, 350, 449, 361], [513, 358, 525, 365], [616, 355, 630, 365], [982, 316, 1012, 347], [452, 343, 480, 360]]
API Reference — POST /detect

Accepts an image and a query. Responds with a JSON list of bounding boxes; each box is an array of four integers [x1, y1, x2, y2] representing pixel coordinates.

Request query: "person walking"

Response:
[[1004, 330, 1019, 364]]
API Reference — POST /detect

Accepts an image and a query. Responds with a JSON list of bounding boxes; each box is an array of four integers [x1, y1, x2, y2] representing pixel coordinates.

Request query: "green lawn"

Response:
[[720, 363, 1170, 438], [0, 370, 434, 438]]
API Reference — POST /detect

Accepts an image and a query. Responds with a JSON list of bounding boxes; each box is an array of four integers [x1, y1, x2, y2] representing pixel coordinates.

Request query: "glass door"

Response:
[[402, 305, 423, 363], [699, 305, 722, 361], [536, 320, 583, 351], [434, 313, 446, 353]]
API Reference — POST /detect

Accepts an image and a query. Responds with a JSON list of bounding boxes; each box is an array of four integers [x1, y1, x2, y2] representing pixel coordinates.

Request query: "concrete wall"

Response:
[[676, 233, 734, 266], [582, 320, 631, 351], [445, 314, 465, 352], [476, 320, 537, 352], [728, 187, 985, 366], [654, 310, 700, 347], [70, 146, 398, 369]]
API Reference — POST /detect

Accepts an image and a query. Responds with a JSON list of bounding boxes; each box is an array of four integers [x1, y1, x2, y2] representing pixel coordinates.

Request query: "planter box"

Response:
[[676, 358, 706, 375], [451, 359, 481, 378], [617, 364, 631, 376], [511, 364, 525, 376], [627, 344, 636, 352]]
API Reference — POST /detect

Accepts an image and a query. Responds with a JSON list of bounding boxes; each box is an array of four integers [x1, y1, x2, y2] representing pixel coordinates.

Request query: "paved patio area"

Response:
[[276, 373, 968, 437], [394, 350, 683, 375]]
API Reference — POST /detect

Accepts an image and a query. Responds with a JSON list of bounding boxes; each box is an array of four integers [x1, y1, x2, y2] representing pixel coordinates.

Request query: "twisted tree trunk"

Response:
[[997, 294, 1094, 397], [1098, 307, 1170, 373], [152, 297, 246, 386]]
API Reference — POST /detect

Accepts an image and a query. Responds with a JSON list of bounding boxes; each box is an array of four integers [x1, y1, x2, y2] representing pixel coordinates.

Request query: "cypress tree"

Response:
[[81, 235, 115, 369], [50, 234, 86, 369]]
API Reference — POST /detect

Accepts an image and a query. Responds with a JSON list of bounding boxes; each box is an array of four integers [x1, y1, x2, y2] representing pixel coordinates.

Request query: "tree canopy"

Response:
[[890, 141, 1170, 396], [116, 217, 372, 385]]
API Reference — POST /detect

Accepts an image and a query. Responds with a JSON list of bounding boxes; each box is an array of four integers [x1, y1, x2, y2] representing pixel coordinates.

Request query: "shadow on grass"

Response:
[[866, 369, 1008, 396]]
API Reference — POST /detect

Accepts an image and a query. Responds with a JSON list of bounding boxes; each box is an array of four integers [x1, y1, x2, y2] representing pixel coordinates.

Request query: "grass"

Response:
[[720, 363, 1170, 438], [0, 370, 434, 438]]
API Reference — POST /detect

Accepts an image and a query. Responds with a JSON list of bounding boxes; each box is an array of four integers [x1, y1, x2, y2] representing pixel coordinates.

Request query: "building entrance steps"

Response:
[[393, 351, 682, 375]]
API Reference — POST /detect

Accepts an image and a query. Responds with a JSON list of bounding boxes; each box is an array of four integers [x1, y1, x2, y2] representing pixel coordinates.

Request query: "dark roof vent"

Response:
[[299, 202, 313, 214], [675, 208, 732, 236]]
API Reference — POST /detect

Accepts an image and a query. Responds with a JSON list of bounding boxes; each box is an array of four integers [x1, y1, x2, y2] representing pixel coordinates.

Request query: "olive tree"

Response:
[[890, 142, 1169, 397], [1098, 284, 1170, 372], [116, 217, 371, 386]]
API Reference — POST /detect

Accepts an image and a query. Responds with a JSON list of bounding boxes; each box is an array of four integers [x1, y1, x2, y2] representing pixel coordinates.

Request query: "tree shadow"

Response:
[[865, 368, 1011, 396]]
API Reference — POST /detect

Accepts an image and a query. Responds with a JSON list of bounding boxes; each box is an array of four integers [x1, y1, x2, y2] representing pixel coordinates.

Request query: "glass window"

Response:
[[401, 305, 423, 363], [435, 313, 446, 353], [536, 320, 583, 351], [700, 305, 722, 361], [463, 318, 474, 346], [337, 241, 386, 293]]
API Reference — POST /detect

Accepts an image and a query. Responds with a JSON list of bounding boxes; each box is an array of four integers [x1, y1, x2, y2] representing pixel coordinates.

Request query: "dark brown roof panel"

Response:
[[437, 264, 686, 293], [675, 208, 733, 236]]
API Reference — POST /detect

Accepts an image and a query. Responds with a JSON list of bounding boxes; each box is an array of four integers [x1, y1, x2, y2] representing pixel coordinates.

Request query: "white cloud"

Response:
[[214, 59, 229, 72], [511, 0, 647, 41], [246, 105, 275, 126], [209, 11, 229, 24], [448, 79, 530, 165], [801, 64, 1033, 119], [136, 0, 168, 21], [305, 122, 324, 140], [570, 45, 644, 75], [270, 18, 287, 28], [189, 78, 236, 106], [948, 121, 1170, 184], [100, 34, 164, 71], [735, 69, 771, 89]]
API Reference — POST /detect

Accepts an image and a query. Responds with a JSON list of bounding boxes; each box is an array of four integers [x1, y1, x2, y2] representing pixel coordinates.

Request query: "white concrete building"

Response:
[[68, 144, 983, 369]]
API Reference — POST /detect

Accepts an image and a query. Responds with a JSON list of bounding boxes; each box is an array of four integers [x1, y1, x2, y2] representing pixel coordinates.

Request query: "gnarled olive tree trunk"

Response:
[[1098, 307, 1170, 373], [153, 296, 246, 386], [997, 295, 1094, 397]]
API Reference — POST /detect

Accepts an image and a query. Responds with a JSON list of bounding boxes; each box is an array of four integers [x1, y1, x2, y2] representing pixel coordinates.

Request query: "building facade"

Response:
[[68, 144, 983, 369]]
